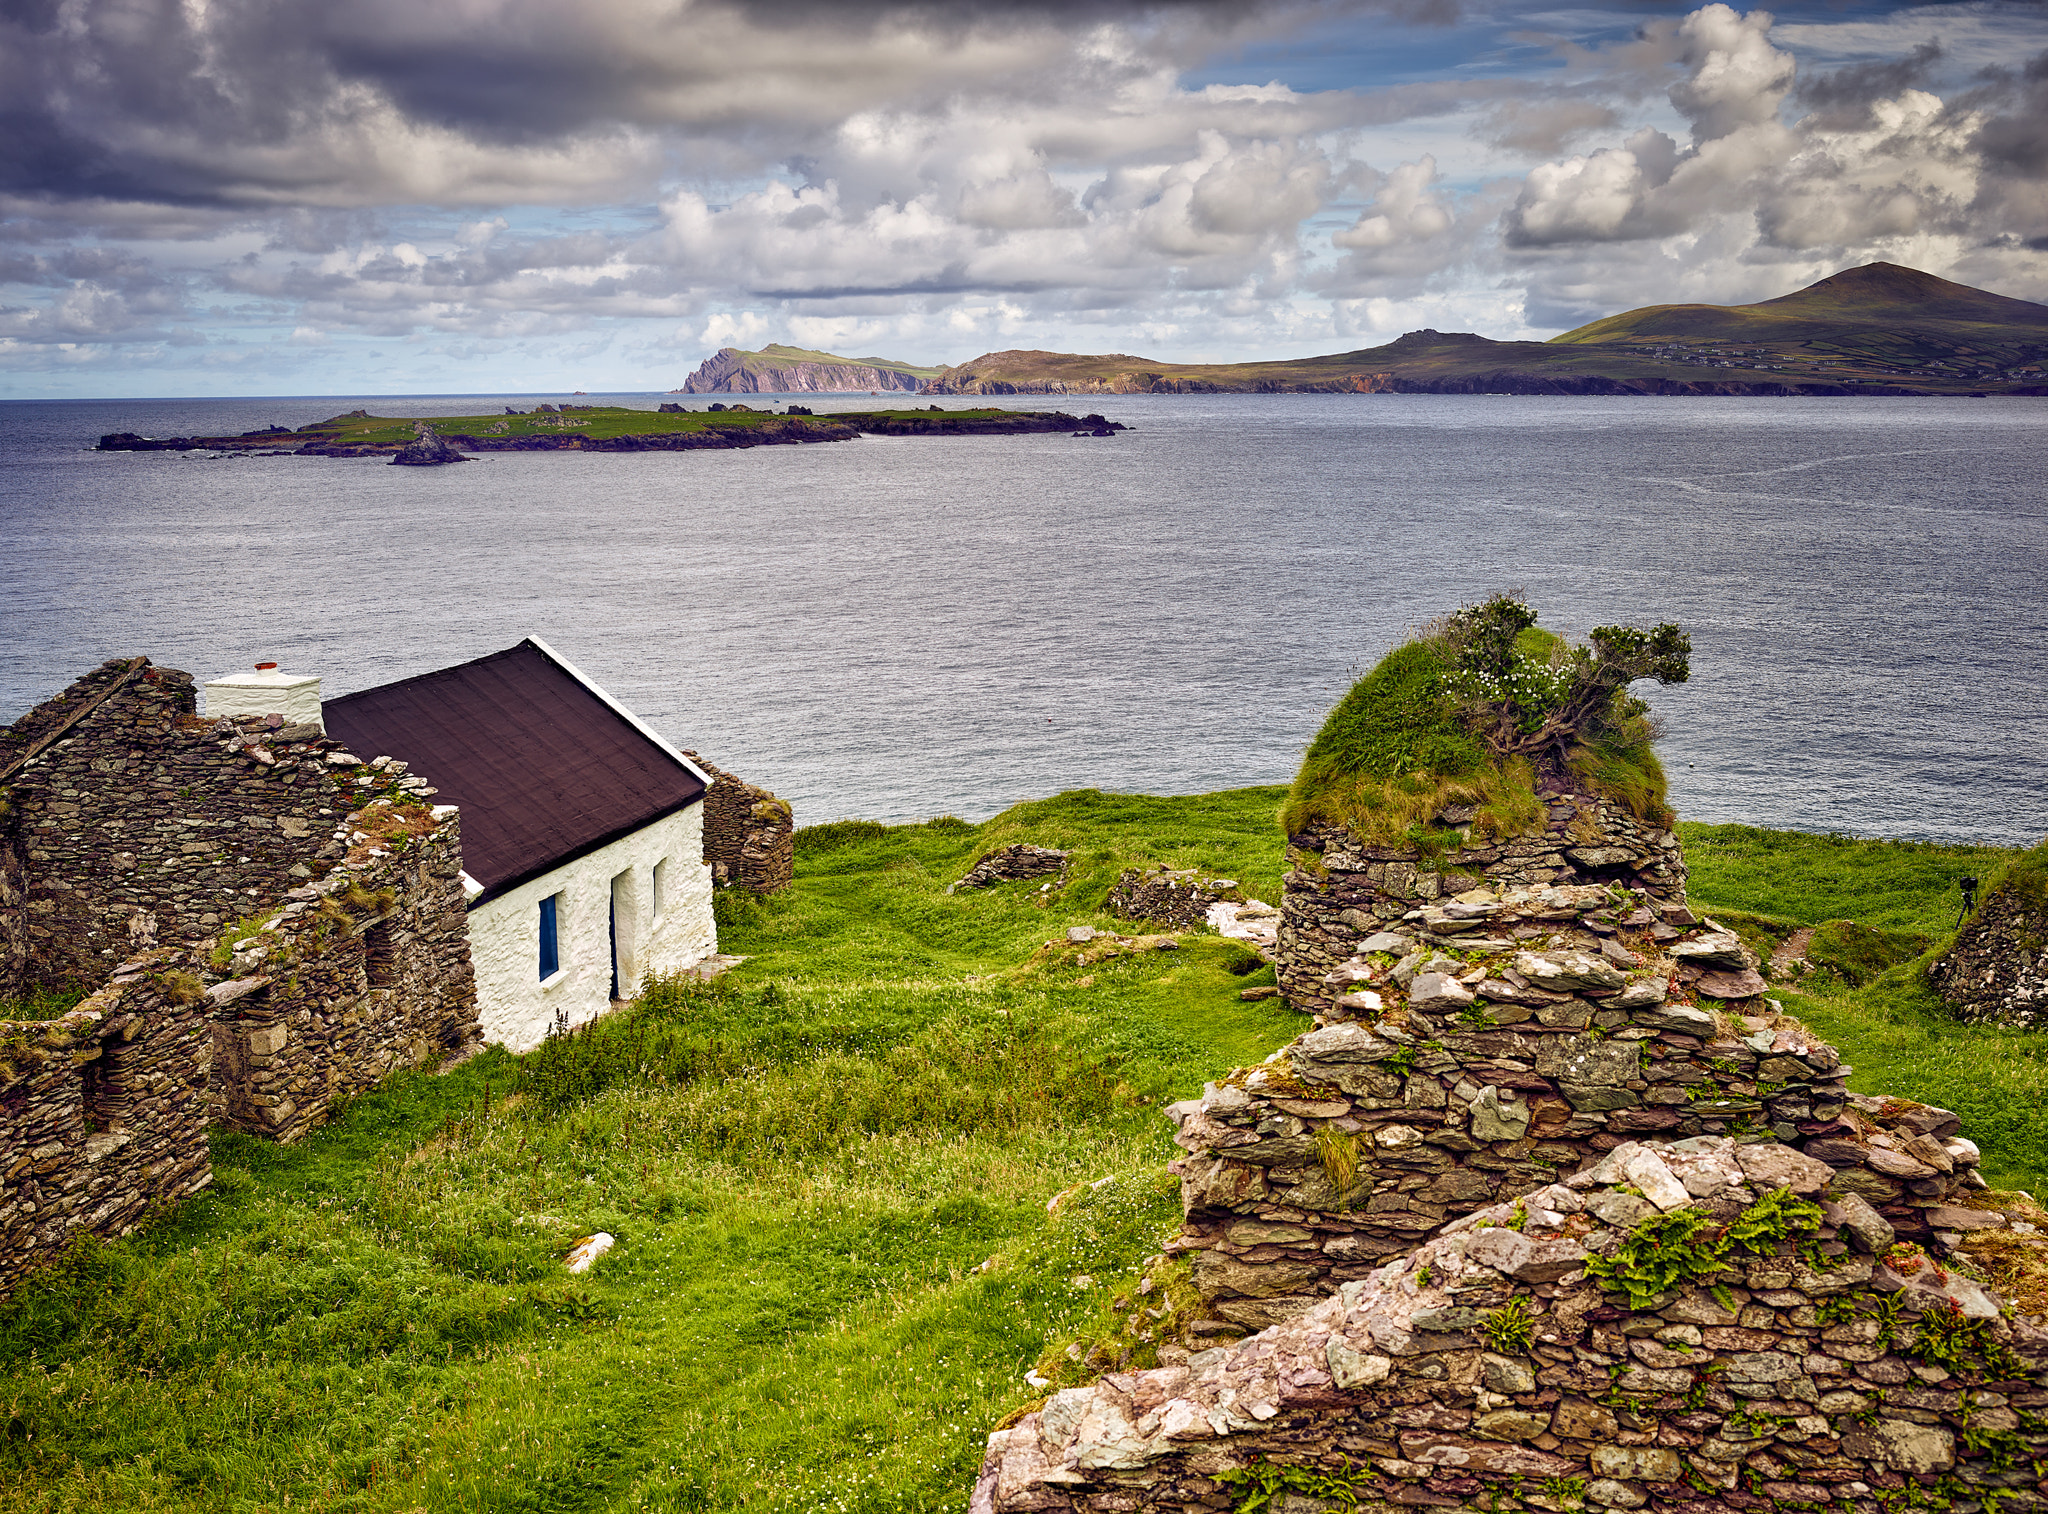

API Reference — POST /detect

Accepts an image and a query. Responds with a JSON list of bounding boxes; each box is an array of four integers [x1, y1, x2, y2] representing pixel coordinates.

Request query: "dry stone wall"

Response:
[[974, 1134, 2041, 1514], [0, 952, 215, 1298], [0, 655, 485, 1293], [1930, 872, 2047, 1027], [683, 752, 794, 895], [1279, 788, 1687, 1018], [2, 659, 364, 993], [1165, 879, 1987, 1338], [208, 800, 479, 1141]]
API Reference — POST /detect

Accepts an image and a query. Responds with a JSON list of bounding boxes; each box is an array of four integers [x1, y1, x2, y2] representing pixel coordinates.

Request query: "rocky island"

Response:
[[95, 403, 1128, 460]]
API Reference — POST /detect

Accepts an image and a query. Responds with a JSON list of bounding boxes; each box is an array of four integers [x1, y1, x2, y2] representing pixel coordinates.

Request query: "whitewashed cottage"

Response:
[[213, 638, 718, 1051]]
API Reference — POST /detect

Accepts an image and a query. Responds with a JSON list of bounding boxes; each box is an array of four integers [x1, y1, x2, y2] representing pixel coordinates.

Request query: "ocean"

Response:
[[3, 391, 2043, 847]]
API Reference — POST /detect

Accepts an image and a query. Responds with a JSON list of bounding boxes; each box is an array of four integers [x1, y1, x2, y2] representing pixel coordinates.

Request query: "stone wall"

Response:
[[1, 659, 364, 993], [1164, 879, 1985, 1339], [974, 1135, 2041, 1514], [1930, 863, 2047, 1027], [208, 798, 480, 1141], [683, 752, 793, 895], [0, 656, 485, 1292], [0, 951, 216, 1299], [1279, 786, 1687, 1018]]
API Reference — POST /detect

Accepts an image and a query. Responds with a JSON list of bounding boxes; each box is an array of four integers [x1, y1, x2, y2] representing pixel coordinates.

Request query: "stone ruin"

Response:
[[952, 844, 1073, 893], [684, 751, 795, 895], [1930, 845, 2046, 1027], [1109, 867, 1246, 931], [975, 817, 2048, 1513], [0, 657, 480, 1297]]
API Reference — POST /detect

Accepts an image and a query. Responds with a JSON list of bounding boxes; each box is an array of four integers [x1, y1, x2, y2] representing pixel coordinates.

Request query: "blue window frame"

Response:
[[538, 894, 560, 980]]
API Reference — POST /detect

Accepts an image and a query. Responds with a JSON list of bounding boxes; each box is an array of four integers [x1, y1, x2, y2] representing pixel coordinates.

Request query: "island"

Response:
[[918, 263, 2048, 398], [675, 343, 943, 394], [95, 404, 1129, 460]]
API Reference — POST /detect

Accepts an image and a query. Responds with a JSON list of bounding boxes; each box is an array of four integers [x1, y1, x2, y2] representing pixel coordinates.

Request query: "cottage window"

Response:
[[652, 858, 668, 919], [539, 893, 561, 981]]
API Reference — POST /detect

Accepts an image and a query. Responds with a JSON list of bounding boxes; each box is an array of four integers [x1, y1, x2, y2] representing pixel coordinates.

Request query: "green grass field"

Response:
[[0, 789, 2038, 1513]]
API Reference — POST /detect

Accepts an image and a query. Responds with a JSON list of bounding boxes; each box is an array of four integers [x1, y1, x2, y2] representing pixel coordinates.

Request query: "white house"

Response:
[[229, 638, 719, 1051]]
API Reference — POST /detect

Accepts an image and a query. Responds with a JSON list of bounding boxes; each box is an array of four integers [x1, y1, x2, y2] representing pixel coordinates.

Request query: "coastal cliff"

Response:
[[679, 343, 941, 393]]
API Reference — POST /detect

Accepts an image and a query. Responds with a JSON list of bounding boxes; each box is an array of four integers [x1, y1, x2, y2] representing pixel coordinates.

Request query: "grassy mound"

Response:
[[1281, 603, 1675, 843]]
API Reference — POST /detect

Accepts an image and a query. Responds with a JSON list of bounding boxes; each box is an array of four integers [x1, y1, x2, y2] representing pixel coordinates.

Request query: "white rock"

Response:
[[565, 1232, 615, 1273]]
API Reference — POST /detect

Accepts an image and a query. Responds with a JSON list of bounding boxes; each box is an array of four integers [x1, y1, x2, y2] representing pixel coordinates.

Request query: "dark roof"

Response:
[[323, 639, 706, 902]]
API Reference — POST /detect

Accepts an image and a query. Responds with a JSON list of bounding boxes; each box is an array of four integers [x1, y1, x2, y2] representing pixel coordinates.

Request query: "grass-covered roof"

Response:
[[1283, 596, 1688, 843]]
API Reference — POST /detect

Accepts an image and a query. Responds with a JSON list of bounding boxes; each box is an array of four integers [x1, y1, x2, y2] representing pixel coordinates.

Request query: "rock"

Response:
[[1480, 1353, 1538, 1394], [1476, 1407, 1551, 1441], [565, 1232, 614, 1273], [1409, 971, 1476, 1014], [1514, 949, 1626, 992], [1190, 1252, 1321, 1298], [1828, 1193, 1896, 1254], [1585, 1478, 1647, 1508], [1067, 926, 1095, 943], [1695, 967, 1769, 999], [1921, 1204, 2005, 1232], [1621, 1149, 1691, 1211], [1634, 1003, 1717, 1036], [1590, 1446, 1681, 1482], [953, 844, 1069, 890], [1470, 1085, 1532, 1142], [1588, 1190, 1658, 1228], [1357, 932, 1411, 954], [1866, 1147, 1939, 1179], [1214, 1296, 1320, 1329], [1671, 933, 1748, 969], [1326, 1339, 1393, 1388], [1877, 1421, 1955, 1475], [1733, 1143, 1834, 1198], [388, 426, 470, 466]]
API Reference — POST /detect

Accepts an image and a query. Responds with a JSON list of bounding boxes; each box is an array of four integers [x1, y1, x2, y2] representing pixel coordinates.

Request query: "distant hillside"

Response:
[[678, 344, 944, 394], [918, 264, 2048, 397]]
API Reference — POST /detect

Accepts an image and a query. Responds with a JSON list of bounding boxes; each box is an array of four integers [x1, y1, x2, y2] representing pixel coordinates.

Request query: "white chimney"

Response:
[[204, 661, 324, 730]]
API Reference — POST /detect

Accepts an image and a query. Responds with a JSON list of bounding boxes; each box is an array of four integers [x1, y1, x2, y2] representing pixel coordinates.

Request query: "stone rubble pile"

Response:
[[952, 844, 1072, 893], [1108, 867, 1244, 931], [973, 1133, 2038, 1514], [1930, 856, 2047, 1027]]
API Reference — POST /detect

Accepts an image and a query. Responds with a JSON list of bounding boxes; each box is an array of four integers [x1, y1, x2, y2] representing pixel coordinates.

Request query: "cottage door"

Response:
[[609, 895, 620, 1001]]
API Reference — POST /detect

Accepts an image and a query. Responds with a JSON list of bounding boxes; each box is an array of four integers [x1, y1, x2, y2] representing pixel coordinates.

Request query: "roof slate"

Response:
[[323, 640, 705, 902]]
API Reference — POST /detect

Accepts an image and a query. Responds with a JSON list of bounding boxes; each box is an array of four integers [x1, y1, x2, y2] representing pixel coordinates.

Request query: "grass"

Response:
[[1678, 820, 2048, 1198], [1279, 615, 1667, 844], [0, 787, 1300, 1514], [4, 789, 2043, 1512]]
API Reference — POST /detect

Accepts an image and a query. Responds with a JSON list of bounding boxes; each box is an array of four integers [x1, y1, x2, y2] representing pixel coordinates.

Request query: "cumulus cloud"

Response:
[[4, 1, 2048, 388], [1502, 6, 2048, 317]]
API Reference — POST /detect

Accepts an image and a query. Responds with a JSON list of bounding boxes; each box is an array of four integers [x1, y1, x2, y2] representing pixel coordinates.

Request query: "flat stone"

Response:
[[1921, 1205, 2004, 1231], [1828, 1192, 1896, 1254], [1878, 1421, 1955, 1475], [1326, 1338, 1393, 1388], [1622, 1149, 1691, 1212], [1476, 1408, 1551, 1441], [1590, 1445, 1681, 1482], [1357, 931, 1412, 954], [1480, 1353, 1538, 1394], [1634, 1003, 1718, 1036], [1515, 949, 1627, 992], [1696, 967, 1769, 999], [1409, 971, 1476, 1014], [1671, 933, 1747, 969], [1734, 1143, 1835, 1198], [1866, 1147, 1938, 1180], [1470, 1084, 1532, 1142]]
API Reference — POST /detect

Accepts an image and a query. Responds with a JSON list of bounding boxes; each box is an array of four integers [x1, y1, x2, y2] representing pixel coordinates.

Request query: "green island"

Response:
[[94, 404, 1125, 457], [0, 780, 2036, 1513]]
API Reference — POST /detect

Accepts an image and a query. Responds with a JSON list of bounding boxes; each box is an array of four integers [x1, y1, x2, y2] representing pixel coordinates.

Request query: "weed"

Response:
[[1316, 1128, 1360, 1206], [1213, 1457, 1372, 1513], [1480, 1297, 1536, 1354]]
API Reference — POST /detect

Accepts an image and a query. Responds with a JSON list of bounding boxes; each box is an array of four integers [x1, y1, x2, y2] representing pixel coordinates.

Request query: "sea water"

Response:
[[2, 392, 2043, 846]]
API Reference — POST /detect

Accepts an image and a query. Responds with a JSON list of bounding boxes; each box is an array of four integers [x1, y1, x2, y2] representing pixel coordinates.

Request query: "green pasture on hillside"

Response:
[[1, 789, 2041, 1513]]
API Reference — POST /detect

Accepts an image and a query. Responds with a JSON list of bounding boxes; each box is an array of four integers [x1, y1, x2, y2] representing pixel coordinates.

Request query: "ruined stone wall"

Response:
[[1167, 879, 1987, 1340], [0, 952, 215, 1299], [683, 752, 793, 895], [209, 801, 479, 1141], [1, 660, 360, 992], [976, 1135, 2043, 1514], [1279, 787, 1688, 1017], [1108, 868, 1245, 931], [1930, 865, 2047, 1027]]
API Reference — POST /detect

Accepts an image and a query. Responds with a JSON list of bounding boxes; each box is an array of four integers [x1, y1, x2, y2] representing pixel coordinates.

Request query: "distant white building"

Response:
[[218, 638, 718, 1051]]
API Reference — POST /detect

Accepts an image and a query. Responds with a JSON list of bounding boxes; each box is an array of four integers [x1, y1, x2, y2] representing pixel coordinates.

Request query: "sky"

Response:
[[3, 0, 2046, 396]]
